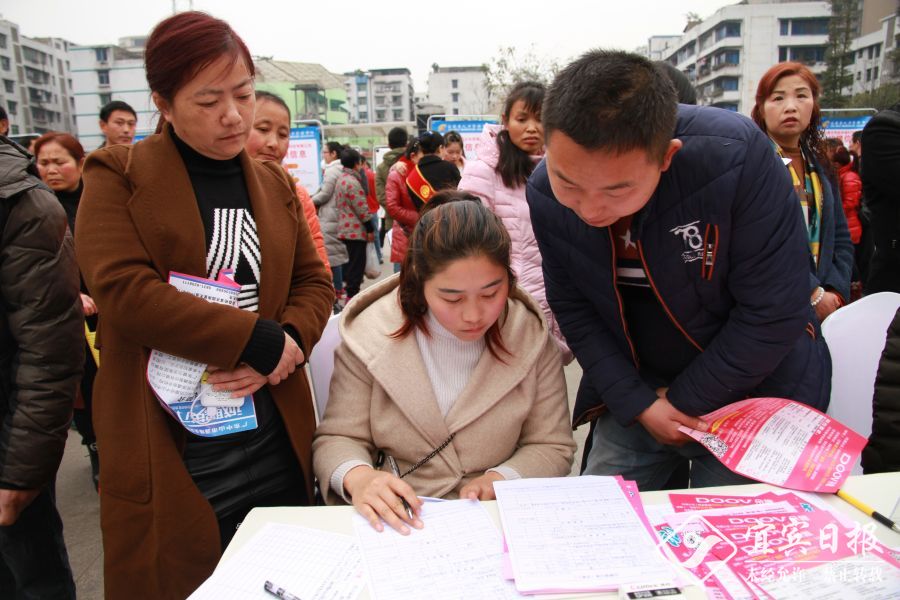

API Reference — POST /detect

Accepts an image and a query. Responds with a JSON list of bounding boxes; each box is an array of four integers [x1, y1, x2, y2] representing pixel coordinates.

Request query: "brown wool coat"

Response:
[[75, 125, 334, 599]]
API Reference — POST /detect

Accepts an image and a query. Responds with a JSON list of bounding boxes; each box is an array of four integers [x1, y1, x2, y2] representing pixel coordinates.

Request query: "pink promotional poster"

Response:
[[678, 397, 867, 493]]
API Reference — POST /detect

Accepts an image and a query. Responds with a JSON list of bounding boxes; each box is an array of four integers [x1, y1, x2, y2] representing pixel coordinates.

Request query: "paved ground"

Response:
[[55, 258, 588, 598]]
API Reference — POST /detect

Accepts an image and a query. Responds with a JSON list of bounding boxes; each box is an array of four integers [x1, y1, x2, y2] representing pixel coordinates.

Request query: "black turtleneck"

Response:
[[172, 131, 306, 518], [55, 180, 83, 235], [171, 131, 285, 377]]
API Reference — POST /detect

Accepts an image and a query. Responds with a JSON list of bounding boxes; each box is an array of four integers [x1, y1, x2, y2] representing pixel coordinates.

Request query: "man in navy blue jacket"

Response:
[[527, 50, 831, 490]]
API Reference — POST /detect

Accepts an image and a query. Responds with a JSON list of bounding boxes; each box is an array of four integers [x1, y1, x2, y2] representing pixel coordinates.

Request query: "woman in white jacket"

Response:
[[459, 81, 572, 363]]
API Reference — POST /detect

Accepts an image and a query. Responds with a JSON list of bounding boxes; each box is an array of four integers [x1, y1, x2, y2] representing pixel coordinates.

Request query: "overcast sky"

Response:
[[2, 0, 733, 90]]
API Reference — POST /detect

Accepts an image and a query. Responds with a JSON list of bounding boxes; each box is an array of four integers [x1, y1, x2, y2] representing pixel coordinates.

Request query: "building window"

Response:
[[780, 20, 789, 36], [358, 96, 367, 106], [866, 68, 872, 82], [99, 92, 112, 105], [393, 109, 403, 120], [0, 56, 9, 71], [719, 77, 739, 91], [95, 47, 108, 62], [7, 100, 16, 115], [874, 66, 879, 79], [857, 71, 862, 80], [392, 94, 402, 105], [0, 33, 6, 49], [3, 79, 13, 93], [789, 18, 829, 36], [779, 46, 827, 64], [375, 95, 384, 106], [452, 79, 458, 89], [452, 108, 459, 115], [715, 21, 741, 42], [451, 92, 459, 102], [98, 69, 110, 85], [875, 44, 881, 58], [376, 109, 385, 121]]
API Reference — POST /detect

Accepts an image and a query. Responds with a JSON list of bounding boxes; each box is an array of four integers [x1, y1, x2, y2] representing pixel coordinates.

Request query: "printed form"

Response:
[[494, 476, 678, 594], [352, 499, 525, 600], [188, 523, 365, 600]]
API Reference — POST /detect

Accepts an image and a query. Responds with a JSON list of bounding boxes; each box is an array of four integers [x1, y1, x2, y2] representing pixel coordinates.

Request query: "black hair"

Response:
[[394, 199, 514, 360], [420, 189, 480, 216], [0, 106, 7, 122], [851, 130, 862, 144], [340, 147, 361, 168], [419, 130, 444, 155], [403, 137, 420, 160], [255, 90, 291, 121], [497, 81, 544, 188], [100, 100, 137, 122], [544, 50, 677, 163], [444, 131, 466, 157], [656, 61, 697, 105], [326, 141, 343, 156], [388, 126, 409, 149]]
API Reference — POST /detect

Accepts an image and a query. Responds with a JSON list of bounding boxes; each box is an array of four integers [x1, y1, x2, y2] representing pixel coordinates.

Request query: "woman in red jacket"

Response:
[[833, 145, 864, 296], [385, 138, 421, 271]]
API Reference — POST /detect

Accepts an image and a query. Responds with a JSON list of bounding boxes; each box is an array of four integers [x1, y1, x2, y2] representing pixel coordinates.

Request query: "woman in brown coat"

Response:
[[75, 12, 333, 599]]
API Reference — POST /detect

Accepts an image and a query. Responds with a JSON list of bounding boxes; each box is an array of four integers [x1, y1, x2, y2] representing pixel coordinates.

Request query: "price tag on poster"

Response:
[[284, 127, 322, 194], [430, 119, 497, 164]]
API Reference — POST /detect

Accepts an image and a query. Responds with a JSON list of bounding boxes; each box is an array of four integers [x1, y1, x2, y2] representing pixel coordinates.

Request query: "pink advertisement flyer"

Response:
[[678, 397, 867, 492]]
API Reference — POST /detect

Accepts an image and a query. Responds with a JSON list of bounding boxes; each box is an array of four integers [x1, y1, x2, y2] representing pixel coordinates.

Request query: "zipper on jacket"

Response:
[[607, 229, 640, 367], [701, 224, 720, 281], [637, 240, 704, 352]]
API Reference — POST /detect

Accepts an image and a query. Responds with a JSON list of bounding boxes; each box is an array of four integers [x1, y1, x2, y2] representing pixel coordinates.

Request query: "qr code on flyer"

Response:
[[701, 434, 728, 458]]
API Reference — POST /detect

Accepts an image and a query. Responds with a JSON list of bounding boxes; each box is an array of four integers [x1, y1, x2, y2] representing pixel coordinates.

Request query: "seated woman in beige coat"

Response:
[[313, 193, 575, 534]]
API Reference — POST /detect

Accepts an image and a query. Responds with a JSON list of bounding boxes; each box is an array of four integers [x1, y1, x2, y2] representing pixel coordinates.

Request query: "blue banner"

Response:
[[821, 116, 871, 130], [430, 119, 496, 134]]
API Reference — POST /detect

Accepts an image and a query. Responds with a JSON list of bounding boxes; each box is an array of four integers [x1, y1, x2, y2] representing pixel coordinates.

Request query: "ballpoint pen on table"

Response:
[[264, 580, 302, 600], [386, 454, 415, 520], [836, 488, 900, 534]]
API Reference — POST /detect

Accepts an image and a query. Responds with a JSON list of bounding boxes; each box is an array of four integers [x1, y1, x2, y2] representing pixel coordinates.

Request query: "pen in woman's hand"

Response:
[[386, 455, 415, 520]]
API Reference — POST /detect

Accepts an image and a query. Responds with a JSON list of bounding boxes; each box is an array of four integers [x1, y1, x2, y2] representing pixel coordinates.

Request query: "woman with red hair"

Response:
[[751, 62, 853, 322], [34, 132, 103, 491], [75, 11, 333, 597]]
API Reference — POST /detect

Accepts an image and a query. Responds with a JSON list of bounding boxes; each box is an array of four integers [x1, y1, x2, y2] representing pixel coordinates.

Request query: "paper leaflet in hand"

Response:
[[678, 397, 866, 493], [146, 270, 258, 438]]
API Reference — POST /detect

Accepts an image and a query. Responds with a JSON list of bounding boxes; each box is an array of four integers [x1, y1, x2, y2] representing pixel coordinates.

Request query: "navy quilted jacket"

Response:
[[527, 105, 831, 427]]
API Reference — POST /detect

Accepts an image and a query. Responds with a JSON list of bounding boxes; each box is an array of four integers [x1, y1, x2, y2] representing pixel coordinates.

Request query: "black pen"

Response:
[[386, 454, 415, 520], [264, 580, 302, 600]]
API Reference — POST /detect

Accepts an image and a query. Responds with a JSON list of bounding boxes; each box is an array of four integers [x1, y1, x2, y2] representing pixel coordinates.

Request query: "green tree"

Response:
[[821, 0, 861, 108], [848, 83, 900, 111]]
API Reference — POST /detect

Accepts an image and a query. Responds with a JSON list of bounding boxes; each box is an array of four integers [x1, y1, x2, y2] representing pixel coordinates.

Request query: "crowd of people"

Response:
[[0, 9, 898, 599]]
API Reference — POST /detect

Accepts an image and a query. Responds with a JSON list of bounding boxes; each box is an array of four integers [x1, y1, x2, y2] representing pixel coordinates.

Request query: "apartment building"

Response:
[[344, 68, 414, 124], [656, 0, 831, 114], [70, 37, 154, 148], [426, 65, 491, 117], [0, 19, 76, 136], [846, 0, 898, 95]]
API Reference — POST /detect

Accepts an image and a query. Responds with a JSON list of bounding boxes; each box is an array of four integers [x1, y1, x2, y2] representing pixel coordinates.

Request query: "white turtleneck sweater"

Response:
[[330, 310, 518, 500]]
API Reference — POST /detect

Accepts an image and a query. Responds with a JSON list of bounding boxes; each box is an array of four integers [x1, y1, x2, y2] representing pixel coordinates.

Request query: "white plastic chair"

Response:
[[308, 313, 342, 424], [821, 292, 900, 474]]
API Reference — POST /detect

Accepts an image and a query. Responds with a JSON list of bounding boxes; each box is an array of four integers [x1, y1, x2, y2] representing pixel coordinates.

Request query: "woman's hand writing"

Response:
[[343, 465, 423, 534]]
